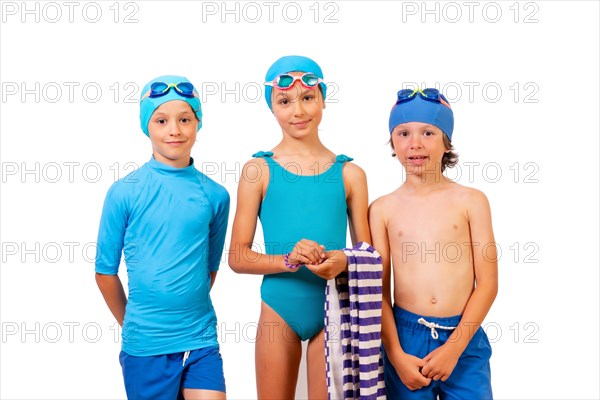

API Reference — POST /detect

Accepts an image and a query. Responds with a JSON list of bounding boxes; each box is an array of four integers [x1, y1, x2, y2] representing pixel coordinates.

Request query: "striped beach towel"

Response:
[[325, 242, 386, 400]]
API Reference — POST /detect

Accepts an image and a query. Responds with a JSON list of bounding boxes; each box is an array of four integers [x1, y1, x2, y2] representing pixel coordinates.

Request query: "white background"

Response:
[[1, 1, 598, 399]]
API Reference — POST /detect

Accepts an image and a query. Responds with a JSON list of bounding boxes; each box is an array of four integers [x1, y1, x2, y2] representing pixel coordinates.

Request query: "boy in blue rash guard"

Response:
[[228, 56, 372, 399], [369, 88, 497, 399], [95, 75, 229, 400]]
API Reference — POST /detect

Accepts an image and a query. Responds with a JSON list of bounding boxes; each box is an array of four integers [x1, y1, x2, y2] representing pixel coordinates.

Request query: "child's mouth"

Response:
[[408, 156, 428, 165]]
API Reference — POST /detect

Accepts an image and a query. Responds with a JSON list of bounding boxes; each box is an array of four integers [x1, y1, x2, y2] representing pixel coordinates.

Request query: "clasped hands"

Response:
[[285, 239, 347, 280], [395, 343, 462, 391]]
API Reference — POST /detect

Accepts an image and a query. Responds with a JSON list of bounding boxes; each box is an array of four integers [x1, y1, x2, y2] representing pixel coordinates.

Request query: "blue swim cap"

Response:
[[264, 55, 327, 111], [389, 92, 454, 140], [139, 75, 202, 137]]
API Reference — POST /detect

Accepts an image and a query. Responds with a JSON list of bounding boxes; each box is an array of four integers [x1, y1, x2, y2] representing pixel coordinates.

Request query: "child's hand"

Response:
[[305, 250, 347, 280], [288, 239, 325, 268], [392, 352, 432, 391], [421, 343, 462, 382]]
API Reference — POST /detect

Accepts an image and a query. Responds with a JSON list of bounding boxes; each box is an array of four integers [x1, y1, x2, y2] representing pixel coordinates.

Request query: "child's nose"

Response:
[[409, 135, 422, 148], [293, 99, 305, 115], [169, 122, 182, 135]]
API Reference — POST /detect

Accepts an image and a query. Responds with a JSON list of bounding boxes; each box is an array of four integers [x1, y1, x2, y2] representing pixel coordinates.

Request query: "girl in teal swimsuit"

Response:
[[229, 55, 371, 399]]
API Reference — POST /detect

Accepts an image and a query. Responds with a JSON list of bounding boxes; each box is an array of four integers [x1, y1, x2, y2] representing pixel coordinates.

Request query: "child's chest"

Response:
[[130, 180, 212, 236], [388, 206, 469, 245]]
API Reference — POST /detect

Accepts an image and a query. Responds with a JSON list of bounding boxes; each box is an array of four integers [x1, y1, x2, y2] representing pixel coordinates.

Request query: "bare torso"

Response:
[[385, 182, 476, 317]]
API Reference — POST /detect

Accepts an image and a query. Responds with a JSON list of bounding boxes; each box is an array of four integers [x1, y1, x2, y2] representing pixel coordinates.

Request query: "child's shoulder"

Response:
[[445, 182, 489, 204], [245, 152, 271, 173], [105, 163, 151, 197], [368, 190, 400, 217], [440, 183, 492, 219], [340, 159, 366, 181], [195, 169, 230, 202], [236, 153, 271, 187]]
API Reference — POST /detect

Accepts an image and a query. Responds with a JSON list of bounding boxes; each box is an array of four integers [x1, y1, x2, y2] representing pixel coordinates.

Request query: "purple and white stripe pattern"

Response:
[[325, 242, 385, 400]]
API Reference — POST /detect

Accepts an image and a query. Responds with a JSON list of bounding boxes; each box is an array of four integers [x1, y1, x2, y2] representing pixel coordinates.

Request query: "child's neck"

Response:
[[153, 152, 192, 169], [403, 171, 453, 191], [275, 135, 327, 156]]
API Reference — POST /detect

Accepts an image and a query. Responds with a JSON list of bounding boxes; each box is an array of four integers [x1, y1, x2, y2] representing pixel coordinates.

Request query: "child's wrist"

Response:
[[444, 336, 468, 354], [283, 253, 298, 270]]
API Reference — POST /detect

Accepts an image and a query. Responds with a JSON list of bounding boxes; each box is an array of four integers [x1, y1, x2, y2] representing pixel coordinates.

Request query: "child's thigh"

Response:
[[441, 328, 493, 400], [181, 347, 226, 394], [181, 388, 226, 400], [306, 329, 327, 399], [119, 351, 182, 400], [255, 301, 302, 396]]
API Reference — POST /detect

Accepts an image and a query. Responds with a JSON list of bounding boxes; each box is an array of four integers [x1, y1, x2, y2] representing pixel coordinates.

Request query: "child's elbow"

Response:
[[485, 280, 499, 301], [227, 252, 244, 274], [95, 272, 112, 289]]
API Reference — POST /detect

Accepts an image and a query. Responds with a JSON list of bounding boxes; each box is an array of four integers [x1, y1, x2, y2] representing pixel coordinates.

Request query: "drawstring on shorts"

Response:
[[417, 317, 456, 340], [182, 350, 191, 366]]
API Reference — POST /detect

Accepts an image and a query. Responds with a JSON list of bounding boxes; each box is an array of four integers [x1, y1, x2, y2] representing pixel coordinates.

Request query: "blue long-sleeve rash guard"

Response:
[[95, 156, 230, 356]]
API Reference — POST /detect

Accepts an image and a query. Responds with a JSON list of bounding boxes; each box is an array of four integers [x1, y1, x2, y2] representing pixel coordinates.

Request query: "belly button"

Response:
[[431, 297, 437, 304]]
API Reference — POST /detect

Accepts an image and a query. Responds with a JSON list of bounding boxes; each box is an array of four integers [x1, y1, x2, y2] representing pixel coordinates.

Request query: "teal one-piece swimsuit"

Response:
[[253, 151, 352, 341]]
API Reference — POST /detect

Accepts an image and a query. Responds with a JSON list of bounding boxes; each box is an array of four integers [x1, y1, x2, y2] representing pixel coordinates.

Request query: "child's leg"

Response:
[[180, 346, 227, 399], [256, 301, 302, 399], [181, 389, 226, 400], [306, 328, 327, 399], [440, 327, 493, 400], [119, 351, 183, 399]]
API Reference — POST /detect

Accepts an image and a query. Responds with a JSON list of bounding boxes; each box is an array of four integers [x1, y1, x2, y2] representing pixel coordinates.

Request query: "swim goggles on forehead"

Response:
[[141, 82, 198, 100], [264, 73, 323, 90], [395, 88, 451, 109]]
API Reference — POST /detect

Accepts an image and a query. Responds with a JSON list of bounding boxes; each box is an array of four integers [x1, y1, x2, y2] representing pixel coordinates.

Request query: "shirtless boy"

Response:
[[369, 88, 498, 399]]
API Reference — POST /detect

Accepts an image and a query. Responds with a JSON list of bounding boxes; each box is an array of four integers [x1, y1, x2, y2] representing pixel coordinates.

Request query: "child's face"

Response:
[[148, 100, 199, 168], [391, 122, 449, 174], [271, 72, 325, 138]]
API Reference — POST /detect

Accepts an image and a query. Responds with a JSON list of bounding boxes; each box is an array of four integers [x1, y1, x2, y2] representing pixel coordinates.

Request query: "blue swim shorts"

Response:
[[383, 306, 493, 400], [119, 346, 226, 399]]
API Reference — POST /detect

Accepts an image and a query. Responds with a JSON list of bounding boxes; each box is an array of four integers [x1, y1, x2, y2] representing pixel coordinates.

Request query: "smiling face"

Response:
[[148, 100, 199, 168], [270, 71, 325, 139], [391, 122, 450, 176]]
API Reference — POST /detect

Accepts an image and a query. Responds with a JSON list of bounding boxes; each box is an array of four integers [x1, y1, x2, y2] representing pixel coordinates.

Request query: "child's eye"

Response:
[[424, 130, 434, 136], [303, 95, 314, 101], [181, 117, 191, 123], [279, 99, 289, 105], [397, 131, 409, 137], [157, 118, 167, 125]]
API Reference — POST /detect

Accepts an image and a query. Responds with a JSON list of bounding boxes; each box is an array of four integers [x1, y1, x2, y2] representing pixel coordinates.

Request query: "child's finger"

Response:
[[293, 251, 313, 265], [419, 375, 432, 386], [301, 242, 324, 264], [304, 263, 319, 272]]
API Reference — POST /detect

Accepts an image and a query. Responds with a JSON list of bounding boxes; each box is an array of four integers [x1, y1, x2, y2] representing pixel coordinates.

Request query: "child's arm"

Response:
[[229, 160, 324, 274], [369, 199, 432, 391], [345, 163, 371, 245], [95, 182, 129, 326], [208, 185, 230, 281], [210, 272, 218, 290], [96, 273, 127, 326], [306, 163, 371, 280], [421, 190, 498, 382]]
